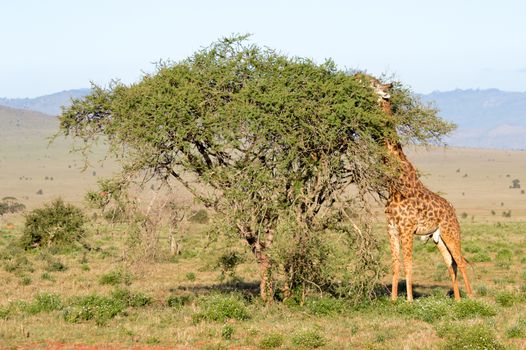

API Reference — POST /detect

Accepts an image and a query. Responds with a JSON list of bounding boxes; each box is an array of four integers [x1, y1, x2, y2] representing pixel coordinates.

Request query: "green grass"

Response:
[[0, 220, 525, 348]]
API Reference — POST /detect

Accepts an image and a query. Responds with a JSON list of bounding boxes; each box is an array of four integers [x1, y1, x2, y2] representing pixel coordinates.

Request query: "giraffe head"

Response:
[[353, 73, 393, 102]]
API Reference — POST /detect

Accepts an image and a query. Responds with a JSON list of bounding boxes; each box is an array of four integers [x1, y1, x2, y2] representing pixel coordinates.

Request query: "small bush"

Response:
[[471, 253, 491, 263], [396, 297, 451, 323], [0, 307, 10, 319], [145, 336, 160, 344], [166, 295, 193, 310], [451, 299, 496, 319], [495, 249, 513, 266], [41, 272, 55, 281], [437, 323, 502, 350], [221, 324, 235, 340], [111, 289, 151, 308], [260, 333, 284, 349], [304, 297, 347, 316], [63, 294, 126, 325], [46, 260, 68, 272], [192, 294, 250, 323], [20, 275, 32, 285], [24, 293, 62, 314], [20, 199, 86, 249], [185, 272, 196, 281], [188, 209, 209, 224], [495, 291, 520, 307], [99, 270, 133, 286], [506, 324, 525, 339], [291, 330, 327, 349]]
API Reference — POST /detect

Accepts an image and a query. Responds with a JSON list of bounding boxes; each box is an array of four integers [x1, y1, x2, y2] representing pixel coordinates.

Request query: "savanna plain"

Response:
[[1, 107, 526, 349]]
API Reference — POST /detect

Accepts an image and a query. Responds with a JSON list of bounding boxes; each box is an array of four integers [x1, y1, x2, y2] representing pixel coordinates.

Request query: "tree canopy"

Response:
[[59, 36, 454, 302]]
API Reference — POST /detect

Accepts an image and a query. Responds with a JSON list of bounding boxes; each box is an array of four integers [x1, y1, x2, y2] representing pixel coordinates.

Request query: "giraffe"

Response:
[[358, 74, 473, 301]]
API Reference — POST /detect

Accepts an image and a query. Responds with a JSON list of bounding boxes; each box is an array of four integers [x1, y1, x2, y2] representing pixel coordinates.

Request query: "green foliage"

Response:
[[63, 294, 126, 325], [304, 296, 348, 316], [217, 251, 244, 280], [111, 289, 152, 307], [451, 299, 496, 319], [395, 297, 495, 323], [495, 249, 513, 267], [291, 329, 327, 349], [495, 291, 521, 307], [505, 319, 526, 339], [99, 270, 133, 286], [20, 199, 86, 249], [0, 307, 10, 319], [471, 253, 491, 263], [46, 259, 68, 272], [59, 35, 452, 304], [24, 293, 62, 314], [166, 295, 193, 310], [437, 323, 503, 350], [192, 294, 250, 323], [259, 333, 284, 349], [221, 324, 235, 340]]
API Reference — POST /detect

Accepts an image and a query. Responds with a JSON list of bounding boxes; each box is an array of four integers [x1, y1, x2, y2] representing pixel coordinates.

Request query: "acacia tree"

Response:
[[59, 36, 453, 302]]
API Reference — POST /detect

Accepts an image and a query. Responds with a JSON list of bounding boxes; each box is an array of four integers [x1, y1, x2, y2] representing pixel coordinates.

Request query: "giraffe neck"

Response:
[[380, 97, 423, 197]]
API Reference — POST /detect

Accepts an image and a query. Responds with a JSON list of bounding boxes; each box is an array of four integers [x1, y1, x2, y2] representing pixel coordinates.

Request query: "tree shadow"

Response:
[[379, 281, 456, 299], [168, 280, 260, 298]]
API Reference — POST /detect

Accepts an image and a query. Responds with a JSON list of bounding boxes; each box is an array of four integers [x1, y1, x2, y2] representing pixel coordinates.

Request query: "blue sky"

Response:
[[1, 0, 525, 97]]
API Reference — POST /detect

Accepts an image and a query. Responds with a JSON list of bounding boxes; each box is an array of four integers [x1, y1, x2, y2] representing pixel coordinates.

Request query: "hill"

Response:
[[0, 88, 90, 116], [420, 89, 526, 149]]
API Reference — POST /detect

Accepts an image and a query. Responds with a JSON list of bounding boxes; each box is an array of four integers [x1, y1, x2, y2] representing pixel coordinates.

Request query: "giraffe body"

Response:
[[357, 73, 473, 301], [385, 147, 473, 301]]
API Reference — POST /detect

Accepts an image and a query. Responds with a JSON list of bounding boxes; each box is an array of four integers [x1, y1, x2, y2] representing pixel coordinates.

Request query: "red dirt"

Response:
[[6, 342, 253, 350]]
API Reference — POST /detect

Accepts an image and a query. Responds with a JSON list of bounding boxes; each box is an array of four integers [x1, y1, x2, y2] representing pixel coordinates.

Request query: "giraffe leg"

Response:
[[459, 262, 473, 297], [435, 235, 460, 300], [439, 233, 473, 299], [400, 229, 414, 301], [387, 221, 400, 301]]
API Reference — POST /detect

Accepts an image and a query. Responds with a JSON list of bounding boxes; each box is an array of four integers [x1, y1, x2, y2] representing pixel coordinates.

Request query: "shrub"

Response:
[[63, 294, 126, 325], [396, 297, 451, 323], [495, 291, 520, 307], [259, 333, 284, 349], [24, 293, 62, 314], [291, 330, 327, 349], [0, 307, 10, 319], [506, 324, 525, 339], [20, 199, 86, 249], [99, 270, 133, 286], [304, 297, 347, 316], [221, 324, 235, 340], [111, 289, 151, 308], [166, 295, 193, 310], [192, 294, 250, 323], [46, 260, 68, 272], [451, 299, 496, 319], [471, 253, 491, 263], [0, 197, 25, 216], [437, 323, 502, 350], [495, 249, 512, 266], [185, 272, 196, 281]]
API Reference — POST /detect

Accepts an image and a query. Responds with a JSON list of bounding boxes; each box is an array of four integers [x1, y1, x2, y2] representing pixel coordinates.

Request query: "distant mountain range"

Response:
[[420, 89, 526, 150], [0, 88, 524, 149], [0, 88, 90, 116]]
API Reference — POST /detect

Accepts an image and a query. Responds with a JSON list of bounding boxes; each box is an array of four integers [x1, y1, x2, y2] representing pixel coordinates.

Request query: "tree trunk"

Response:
[[256, 247, 273, 303]]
